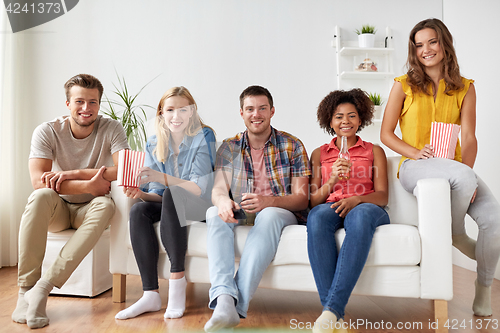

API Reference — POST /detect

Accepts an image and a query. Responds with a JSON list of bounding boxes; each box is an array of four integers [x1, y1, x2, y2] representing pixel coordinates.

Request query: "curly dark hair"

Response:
[[317, 89, 374, 136]]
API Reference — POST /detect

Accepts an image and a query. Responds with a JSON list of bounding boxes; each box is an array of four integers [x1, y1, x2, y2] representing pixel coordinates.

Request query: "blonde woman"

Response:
[[116, 87, 215, 320]]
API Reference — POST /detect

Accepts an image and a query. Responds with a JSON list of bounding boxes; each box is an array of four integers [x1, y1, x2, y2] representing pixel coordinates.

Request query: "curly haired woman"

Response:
[[308, 89, 390, 333]]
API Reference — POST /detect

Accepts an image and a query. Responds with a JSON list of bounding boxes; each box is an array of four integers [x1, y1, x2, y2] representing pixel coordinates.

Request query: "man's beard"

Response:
[[72, 116, 96, 128]]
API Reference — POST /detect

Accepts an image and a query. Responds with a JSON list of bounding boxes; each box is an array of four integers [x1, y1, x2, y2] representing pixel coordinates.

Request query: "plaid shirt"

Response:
[[215, 127, 311, 224]]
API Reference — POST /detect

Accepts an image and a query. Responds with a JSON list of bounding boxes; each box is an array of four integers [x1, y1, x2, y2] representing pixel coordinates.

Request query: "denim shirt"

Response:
[[141, 127, 216, 202]]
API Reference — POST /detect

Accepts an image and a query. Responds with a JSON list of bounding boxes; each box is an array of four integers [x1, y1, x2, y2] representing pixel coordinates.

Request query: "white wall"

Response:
[[16, 0, 444, 149], [443, 0, 500, 279], [13, 0, 443, 194], [7, 0, 499, 278]]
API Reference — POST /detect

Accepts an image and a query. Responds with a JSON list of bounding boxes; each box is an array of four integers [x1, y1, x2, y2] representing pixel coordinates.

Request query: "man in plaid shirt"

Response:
[[204, 85, 311, 332]]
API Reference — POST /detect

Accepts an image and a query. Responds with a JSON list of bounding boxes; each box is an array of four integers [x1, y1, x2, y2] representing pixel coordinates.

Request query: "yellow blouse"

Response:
[[396, 74, 474, 172]]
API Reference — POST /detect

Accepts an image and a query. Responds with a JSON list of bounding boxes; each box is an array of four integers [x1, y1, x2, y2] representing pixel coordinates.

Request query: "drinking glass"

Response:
[[244, 178, 256, 226]]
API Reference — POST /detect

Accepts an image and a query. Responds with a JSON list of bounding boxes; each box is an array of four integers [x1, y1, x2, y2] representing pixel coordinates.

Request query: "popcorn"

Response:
[[430, 122, 461, 159], [117, 149, 145, 187]]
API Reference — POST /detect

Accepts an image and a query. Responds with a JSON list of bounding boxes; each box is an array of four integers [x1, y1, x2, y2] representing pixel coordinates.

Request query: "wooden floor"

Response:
[[0, 265, 499, 333]]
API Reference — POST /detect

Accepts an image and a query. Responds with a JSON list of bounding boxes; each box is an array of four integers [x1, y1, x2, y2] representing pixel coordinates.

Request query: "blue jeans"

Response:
[[206, 206, 297, 318], [307, 202, 390, 320]]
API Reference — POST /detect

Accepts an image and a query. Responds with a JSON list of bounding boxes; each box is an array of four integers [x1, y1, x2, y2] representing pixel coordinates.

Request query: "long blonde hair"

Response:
[[154, 86, 208, 163]]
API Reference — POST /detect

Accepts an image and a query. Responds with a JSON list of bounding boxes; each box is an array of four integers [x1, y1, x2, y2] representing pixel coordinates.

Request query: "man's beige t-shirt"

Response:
[[29, 115, 130, 203]]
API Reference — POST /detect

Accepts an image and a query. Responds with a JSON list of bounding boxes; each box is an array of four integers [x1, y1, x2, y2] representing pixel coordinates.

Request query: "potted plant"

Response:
[[355, 24, 376, 48], [101, 74, 157, 151], [368, 92, 384, 119]]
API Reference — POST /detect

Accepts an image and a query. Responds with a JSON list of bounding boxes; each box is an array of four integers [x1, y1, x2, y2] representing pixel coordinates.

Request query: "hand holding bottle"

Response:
[[329, 158, 352, 183], [338, 136, 351, 180]]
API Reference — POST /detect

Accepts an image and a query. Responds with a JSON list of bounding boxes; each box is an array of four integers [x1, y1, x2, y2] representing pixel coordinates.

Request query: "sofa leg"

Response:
[[112, 274, 126, 303], [434, 299, 448, 333]]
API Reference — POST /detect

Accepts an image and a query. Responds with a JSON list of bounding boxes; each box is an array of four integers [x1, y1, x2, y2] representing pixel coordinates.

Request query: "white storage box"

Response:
[[41, 228, 112, 297]]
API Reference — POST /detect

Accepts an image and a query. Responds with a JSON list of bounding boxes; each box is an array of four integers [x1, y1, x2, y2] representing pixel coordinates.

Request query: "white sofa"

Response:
[[109, 156, 453, 331]]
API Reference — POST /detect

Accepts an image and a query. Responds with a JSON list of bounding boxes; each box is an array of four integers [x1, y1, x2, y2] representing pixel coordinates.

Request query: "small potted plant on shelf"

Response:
[[355, 24, 376, 48], [368, 92, 384, 119], [101, 73, 157, 151]]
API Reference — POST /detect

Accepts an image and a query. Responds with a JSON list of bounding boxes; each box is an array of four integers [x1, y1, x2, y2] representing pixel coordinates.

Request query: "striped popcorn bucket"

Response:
[[117, 149, 146, 187], [430, 122, 461, 159]]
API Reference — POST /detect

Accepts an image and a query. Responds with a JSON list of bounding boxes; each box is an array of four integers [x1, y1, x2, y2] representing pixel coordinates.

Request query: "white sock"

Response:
[[12, 287, 31, 324], [336, 319, 349, 333], [24, 279, 54, 329], [312, 310, 338, 333], [473, 280, 492, 317], [164, 277, 187, 319], [452, 233, 476, 260], [204, 294, 240, 332], [115, 290, 162, 320]]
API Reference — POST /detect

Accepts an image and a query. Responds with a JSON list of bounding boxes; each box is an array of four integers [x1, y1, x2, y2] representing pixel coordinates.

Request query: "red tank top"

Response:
[[320, 136, 375, 203]]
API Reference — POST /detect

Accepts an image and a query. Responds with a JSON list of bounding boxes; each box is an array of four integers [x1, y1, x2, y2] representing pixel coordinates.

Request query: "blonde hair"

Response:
[[154, 86, 212, 163]]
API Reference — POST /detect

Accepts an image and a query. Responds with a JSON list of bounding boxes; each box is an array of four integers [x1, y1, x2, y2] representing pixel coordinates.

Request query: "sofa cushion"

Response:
[[335, 224, 421, 266], [126, 221, 421, 267], [386, 158, 419, 226]]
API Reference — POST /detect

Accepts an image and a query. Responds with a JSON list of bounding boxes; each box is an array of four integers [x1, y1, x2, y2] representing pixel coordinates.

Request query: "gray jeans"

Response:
[[400, 158, 500, 286]]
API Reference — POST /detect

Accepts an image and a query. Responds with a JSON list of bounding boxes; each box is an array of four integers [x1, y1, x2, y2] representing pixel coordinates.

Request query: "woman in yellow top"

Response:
[[381, 18, 500, 317]]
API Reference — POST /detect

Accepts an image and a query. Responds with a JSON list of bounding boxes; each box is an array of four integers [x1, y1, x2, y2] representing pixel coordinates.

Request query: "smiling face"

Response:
[[160, 96, 193, 135], [240, 95, 275, 136], [66, 86, 100, 135], [330, 103, 361, 139], [414, 28, 444, 71]]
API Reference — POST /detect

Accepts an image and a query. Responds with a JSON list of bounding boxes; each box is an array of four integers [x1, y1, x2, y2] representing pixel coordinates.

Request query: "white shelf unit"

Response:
[[339, 71, 394, 80], [332, 26, 395, 122], [338, 46, 394, 57]]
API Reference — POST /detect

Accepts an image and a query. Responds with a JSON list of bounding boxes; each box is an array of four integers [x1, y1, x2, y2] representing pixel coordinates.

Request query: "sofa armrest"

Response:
[[109, 181, 140, 274], [414, 178, 453, 300]]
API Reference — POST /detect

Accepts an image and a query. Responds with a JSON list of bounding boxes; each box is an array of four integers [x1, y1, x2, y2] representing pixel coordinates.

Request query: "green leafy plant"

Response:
[[368, 92, 383, 106], [101, 74, 157, 151], [355, 24, 376, 35]]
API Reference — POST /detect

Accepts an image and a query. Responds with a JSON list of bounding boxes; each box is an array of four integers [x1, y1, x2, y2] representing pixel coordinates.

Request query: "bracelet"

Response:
[[163, 173, 168, 187]]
